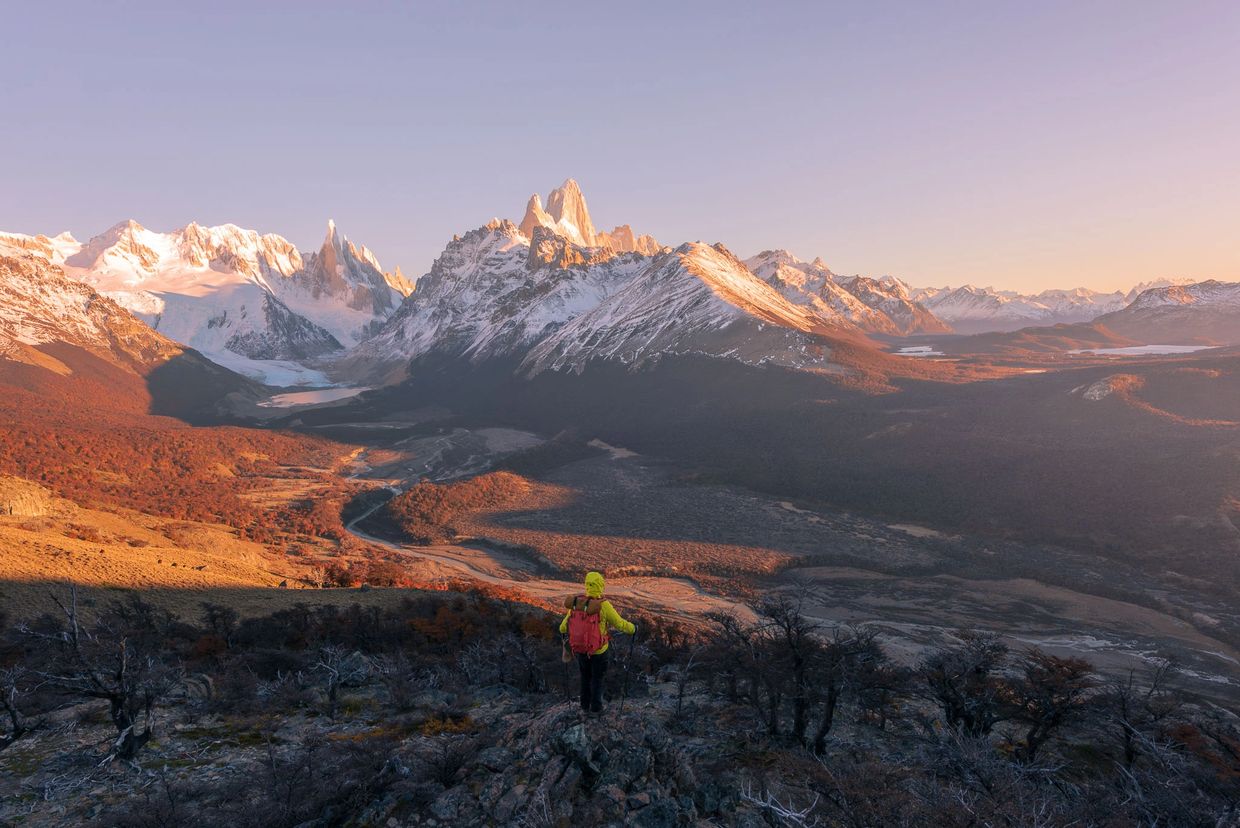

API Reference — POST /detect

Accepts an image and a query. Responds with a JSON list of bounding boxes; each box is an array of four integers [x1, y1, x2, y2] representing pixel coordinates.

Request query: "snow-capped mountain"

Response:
[[0, 248, 261, 420], [744, 250, 948, 335], [0, 230, 80, 266], [349, 183, 896, 382], [909, 281, 1214, 334], [912, 284, 1130, 333], [3, 219, 412, 384], [519, 179, 660, 254], [1122, 277, 1201, 301], [522, 242, 847, 375], [840, 276, 950, 335], [58, 220, 342, 369], [344, 219, 651, 379], [0, 250, 183, 368], [1094, 280, 1240, 345]]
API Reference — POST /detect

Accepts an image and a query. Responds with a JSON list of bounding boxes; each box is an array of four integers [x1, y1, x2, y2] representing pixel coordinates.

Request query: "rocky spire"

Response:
[[518, 194, 555, 240], [544, 178, 597, 247]]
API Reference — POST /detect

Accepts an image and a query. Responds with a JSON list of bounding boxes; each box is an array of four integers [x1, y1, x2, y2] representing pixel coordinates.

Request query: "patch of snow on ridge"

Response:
[[1077, 375, 1139, 401]]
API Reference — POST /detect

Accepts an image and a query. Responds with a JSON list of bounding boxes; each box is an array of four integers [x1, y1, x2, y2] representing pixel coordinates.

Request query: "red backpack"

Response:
[[567, 595, 608, 654]]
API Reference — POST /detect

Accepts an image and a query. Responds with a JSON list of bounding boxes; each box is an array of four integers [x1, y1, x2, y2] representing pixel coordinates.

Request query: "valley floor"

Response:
[[327, 415, 1240, 703]]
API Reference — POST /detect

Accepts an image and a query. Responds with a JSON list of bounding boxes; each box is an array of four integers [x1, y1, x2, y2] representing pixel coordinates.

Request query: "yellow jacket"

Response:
[[559, 571, 634, 654]]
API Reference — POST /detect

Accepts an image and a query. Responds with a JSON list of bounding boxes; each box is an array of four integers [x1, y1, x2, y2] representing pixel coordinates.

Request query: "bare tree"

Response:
[[675, 645, 704, 720], [1100, 659, 1179, 768], [739, 779, 821, 827], [316, 645, 369, 718], [1006, 649, 1096, 763], [199, 602, 239, 651], [756, 593, 820, 746], [921, 632, 1011, 737], [22, 587, 179, 761], [0, 663, 32, 745], [808, 626, 894, 755], [706, 609, 786, 737]]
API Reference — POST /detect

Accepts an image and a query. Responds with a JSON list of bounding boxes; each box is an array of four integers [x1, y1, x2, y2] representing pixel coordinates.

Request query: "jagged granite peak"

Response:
[[544, 178, 597, 247], [516, 179, 661, 253], [66, 219, 164, 274], [522, 241, 850, 375], [518, 193, 556, 240]]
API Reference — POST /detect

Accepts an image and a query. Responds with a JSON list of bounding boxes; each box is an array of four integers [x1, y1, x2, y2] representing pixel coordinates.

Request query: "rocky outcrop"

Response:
[[526, 226, 616, 271], [384, 265, 415, 297], [0, 475, 54, 516], [416, 700, 748, 827], [597, 224, 662, 255]]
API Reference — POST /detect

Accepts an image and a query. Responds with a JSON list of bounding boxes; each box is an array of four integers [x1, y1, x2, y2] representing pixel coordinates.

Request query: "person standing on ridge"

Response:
[[560, 571, 635, 715]]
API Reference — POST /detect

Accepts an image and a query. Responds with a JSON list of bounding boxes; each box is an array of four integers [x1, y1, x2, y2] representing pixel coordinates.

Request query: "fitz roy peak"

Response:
[[343, 219, 651, 380], [520, 179, 661, 255]]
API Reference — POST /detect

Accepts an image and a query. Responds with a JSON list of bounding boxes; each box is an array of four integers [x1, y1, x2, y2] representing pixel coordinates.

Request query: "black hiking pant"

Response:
[[576, 650, 608, 712]]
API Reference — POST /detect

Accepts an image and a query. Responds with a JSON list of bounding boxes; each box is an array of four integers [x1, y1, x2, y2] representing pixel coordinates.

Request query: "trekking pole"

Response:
[[618, 628, 637, 714], [560, 635, 571, 702]]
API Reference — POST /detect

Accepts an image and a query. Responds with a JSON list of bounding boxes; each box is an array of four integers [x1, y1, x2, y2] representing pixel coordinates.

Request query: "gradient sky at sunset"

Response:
[[3, 1, 1237, 293]]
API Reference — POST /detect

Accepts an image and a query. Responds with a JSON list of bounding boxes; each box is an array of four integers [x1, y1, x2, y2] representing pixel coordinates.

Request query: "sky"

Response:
[[2, 1, 1238, 293]]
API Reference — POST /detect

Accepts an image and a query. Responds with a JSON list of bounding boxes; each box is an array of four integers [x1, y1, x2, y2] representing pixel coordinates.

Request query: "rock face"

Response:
[[0, 475, 54, 516]]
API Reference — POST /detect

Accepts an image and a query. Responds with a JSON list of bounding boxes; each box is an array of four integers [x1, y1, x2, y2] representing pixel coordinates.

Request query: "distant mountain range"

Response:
[[911, 280, 1197, 334], [3, 179, 1237, 388]]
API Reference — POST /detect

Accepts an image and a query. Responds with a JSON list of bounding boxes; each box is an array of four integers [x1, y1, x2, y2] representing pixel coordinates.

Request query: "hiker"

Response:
[[559, 571, 635, 714]]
